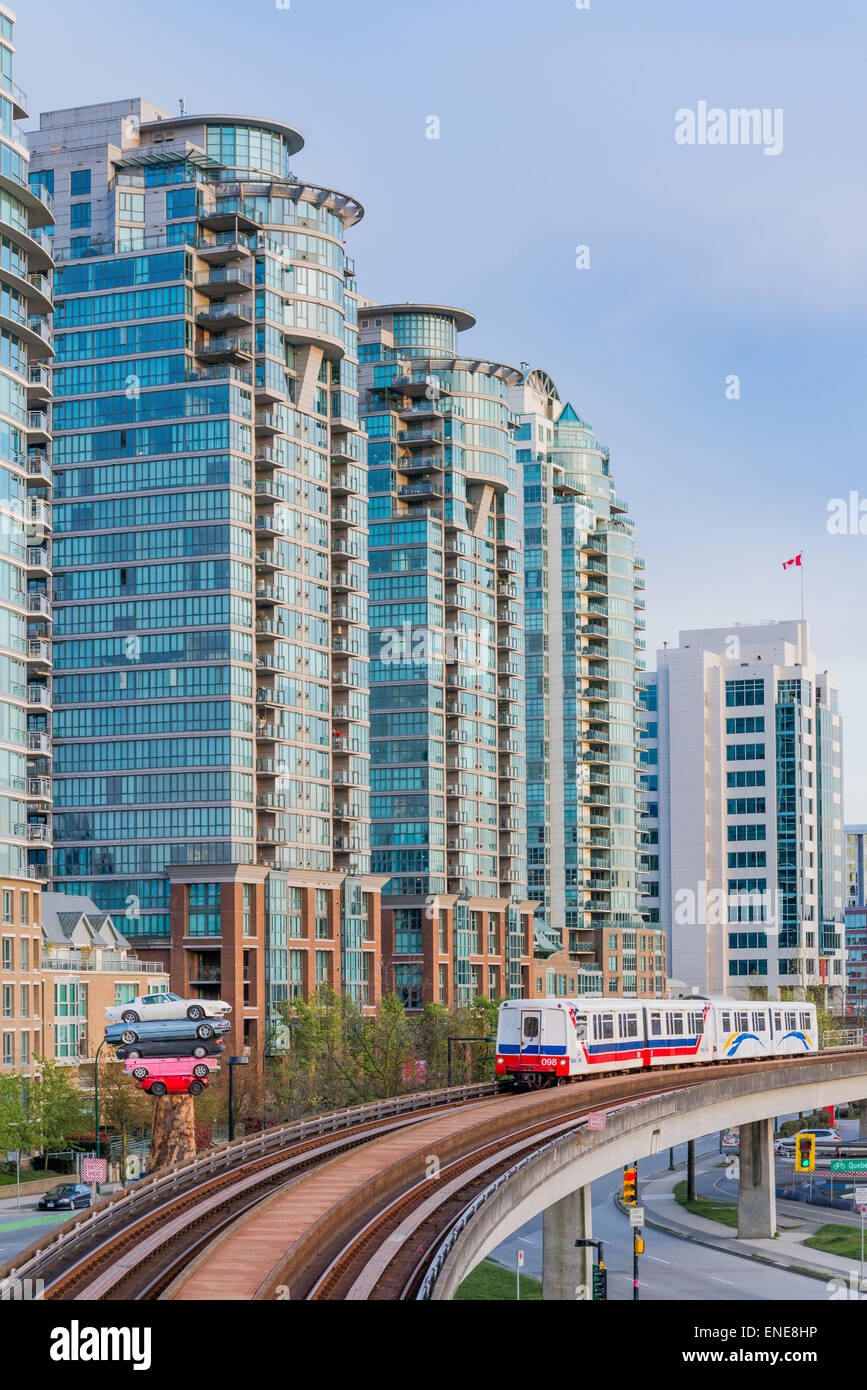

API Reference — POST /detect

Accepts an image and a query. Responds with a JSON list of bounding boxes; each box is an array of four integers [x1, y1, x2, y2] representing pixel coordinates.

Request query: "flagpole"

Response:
[[800, 552, 805, 624]]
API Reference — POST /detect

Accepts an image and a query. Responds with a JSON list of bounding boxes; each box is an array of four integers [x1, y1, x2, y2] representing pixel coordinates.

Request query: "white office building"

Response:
[[644, 620, 845, 1004]]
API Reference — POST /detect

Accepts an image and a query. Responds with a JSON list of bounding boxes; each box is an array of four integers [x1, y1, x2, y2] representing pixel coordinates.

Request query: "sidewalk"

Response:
[[639, 1160, 866, 1285]]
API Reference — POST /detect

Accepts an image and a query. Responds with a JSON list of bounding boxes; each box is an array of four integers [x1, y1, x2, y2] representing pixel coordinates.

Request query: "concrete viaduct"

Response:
[[422, 1052, 867, 1300]]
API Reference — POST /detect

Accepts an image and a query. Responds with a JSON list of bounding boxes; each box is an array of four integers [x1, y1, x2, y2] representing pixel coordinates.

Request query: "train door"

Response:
[[520, 1007, 543, 1057]]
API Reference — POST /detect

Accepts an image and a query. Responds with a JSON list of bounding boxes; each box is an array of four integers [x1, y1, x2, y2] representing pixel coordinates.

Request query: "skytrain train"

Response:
[[494, 996, 818, 1087]]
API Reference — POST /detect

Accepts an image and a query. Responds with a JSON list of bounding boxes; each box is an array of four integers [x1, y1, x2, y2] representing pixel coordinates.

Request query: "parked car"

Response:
[[135, 1073, 210, 1097], [37, 1182, 93, 1211], [104, 990, 231, 1025], [114, 1037, 225, 1061], [775, 1128, 840, 1155], [124, 1056, 219, 1080], [104, 1018, 231, 1045]]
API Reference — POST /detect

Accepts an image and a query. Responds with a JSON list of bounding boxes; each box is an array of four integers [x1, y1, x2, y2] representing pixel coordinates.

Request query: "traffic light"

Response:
[[592, 1262, 608, 1301], [794, 1132, 816, 1172], [623, 1163, 638, 1205]]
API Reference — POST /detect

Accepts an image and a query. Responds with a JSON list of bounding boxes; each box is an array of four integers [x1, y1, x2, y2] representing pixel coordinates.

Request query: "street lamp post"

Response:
[[92, 1035, 110, 1165], [227, 1055, 250, 1142]]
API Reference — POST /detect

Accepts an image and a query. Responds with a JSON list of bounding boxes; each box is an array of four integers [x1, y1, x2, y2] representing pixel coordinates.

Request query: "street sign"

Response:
[[81, 1157, 106, 1183], [831, 1160, 867, 1173], [587, 1111, 606, 1131], [517, 1249, 524, 1267], [629, 1206, 645, 1228], [854, 1187, 867, 1212]]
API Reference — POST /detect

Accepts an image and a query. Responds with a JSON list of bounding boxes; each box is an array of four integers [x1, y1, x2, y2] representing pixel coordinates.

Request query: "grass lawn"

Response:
[[0, 1168, 63, 1186], [456, 1258, 542, 1300], [674, 1179, 739, 1228], [804, 1224, 867, 1262]]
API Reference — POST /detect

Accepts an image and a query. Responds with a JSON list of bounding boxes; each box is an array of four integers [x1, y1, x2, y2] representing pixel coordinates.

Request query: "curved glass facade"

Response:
[[0, 10, 53, 886]]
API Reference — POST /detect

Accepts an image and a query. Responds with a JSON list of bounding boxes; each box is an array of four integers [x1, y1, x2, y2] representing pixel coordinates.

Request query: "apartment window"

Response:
[[1, 938, 11, 970], [118, 191, 145, 221], [725, 678, 765, 707], [315, 950, 329, 985], [19, 937, 27, 972], [70, 235, 91, 258], [188, 883, 221, 936], [70, 169, 91, 196], [242, 883, 253, 937], [20, 1032, 28, 1065], [70, 202, 92, 228], [314, 889, 329, 939], [20, 985, 28, 1018], [2, 984, 11, 1018], [114, 983, 136, 1006], [2, 1033, 12, 1065], [19, 892, 27, 925], [288, 949, 303, 1000], [2, 891, 12, 924]]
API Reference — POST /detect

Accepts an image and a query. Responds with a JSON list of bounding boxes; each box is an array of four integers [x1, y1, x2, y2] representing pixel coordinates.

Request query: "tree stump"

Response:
[[148, 1094, 197, 1172]]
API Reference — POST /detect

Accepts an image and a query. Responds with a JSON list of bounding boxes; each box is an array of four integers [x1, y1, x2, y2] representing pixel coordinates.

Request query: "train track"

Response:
[[305, 1083, 691, 1300], [0, 1082, 498, 1301], [14, 1048, 866, 1302]]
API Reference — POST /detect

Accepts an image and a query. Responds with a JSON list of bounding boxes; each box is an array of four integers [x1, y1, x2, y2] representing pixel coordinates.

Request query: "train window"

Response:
[[751, 1012, 767, 1032], [574, 1014, 588, 1040], [649, 1012, 662, 1036], [667, 1012, 684, 1036], [522, 1016, 540, 1039], [735, 1011, 748, 1031], [799, 1011, 810, 1030], [785, 1011, 797, 1030], [619, 1013, 639, 1039], [721, 1011, 732, 1031], [689, 1011, 704, 1033], [600, 1013, 614, 1040], [773, 1011, 782, 1031]]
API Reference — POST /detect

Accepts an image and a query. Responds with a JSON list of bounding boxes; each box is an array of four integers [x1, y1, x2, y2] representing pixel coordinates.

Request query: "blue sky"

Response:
[[20, 0, 867, 813]]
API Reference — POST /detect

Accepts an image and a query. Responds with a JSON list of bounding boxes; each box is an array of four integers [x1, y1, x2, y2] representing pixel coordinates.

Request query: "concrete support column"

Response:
[[857, 1100, 867, 1139], [738, 1117, 776, 1239], [542, 1184, 593, 1300]]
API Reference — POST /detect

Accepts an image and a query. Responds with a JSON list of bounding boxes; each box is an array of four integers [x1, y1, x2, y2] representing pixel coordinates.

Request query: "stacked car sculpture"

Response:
[[103, 990, 231, 1096]]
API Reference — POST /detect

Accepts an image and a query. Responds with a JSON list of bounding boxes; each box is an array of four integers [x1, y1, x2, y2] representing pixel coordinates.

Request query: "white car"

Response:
[[104, 990, 231, 1025], [774, 1128, 840, 1155]]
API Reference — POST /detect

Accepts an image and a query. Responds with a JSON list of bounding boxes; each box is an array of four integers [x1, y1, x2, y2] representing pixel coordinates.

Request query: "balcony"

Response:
[[398, 455, 444, 475], [26, 823, 49, 841], [255, 412, 280, 436], [194, 336, 252, 364], [27, 452, 52, 483], [195, 267, 254, 297], [28, 777, 51, 800], [27, 685, 49, 710], [199, 203, 261, 234], [27, 731, 51, 755], [196, 301, 253, 332], [195, 233, 254, 263], [330, 473, 360, 497], [27, 363, 51, 399], [27, 546, 50, 576], [27, 409, 50, 444], [27, 593, 51, 620], [26, 638, 51, 667]]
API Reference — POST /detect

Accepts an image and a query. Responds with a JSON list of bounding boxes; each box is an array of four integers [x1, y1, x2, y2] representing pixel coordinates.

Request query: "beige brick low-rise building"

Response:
[[40, 893, 168, 1063]]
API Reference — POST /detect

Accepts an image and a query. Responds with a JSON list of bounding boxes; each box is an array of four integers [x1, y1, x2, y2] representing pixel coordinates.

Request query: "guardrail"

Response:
[[416, 1088, 673, 1300], [3, 1079, 499, 1285], [822, 1030, 864, 1048]]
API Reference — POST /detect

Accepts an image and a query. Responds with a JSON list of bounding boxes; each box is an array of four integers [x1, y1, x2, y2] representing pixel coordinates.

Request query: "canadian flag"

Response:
[[782, 553, 802, 570]]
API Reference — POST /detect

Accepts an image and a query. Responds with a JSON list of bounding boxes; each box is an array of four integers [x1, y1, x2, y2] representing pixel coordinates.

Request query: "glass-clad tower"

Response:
[[508, 370, 662, 996], [358, 302, 534, 1009], [29, 100, 383, 1054], [0, 3, 53, 1075]]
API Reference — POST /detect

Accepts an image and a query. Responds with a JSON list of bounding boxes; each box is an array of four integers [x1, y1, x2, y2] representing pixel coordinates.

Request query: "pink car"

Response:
[[124, 1056, 219, 1081]]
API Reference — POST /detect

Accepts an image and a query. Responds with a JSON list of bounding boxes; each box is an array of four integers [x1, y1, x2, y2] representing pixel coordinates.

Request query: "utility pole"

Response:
[[687, 1138, 696, 1202]]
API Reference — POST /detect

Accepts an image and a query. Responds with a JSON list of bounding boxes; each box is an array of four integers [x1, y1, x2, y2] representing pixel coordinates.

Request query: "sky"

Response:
[[18, 0, 867, 814]]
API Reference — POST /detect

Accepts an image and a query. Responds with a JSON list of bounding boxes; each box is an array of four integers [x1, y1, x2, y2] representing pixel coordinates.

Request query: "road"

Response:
[[0, 1205, 81, 1266], [489, 1133, 828, 1300]]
